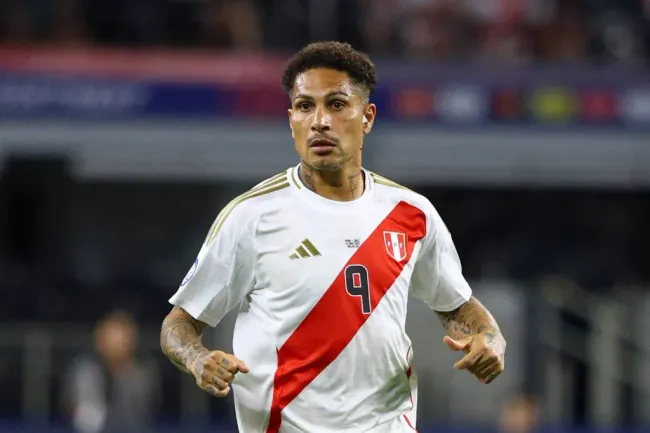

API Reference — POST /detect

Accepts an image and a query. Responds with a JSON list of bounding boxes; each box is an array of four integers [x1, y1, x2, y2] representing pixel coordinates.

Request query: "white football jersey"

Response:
[[169, 165, 472, 433]]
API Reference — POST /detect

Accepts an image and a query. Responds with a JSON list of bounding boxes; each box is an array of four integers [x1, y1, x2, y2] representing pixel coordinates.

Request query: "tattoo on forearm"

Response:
[[160, 307, 209, 374], [436, 297, 503, 347]]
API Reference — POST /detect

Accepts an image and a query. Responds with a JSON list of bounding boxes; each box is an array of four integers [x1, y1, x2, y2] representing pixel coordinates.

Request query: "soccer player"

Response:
[[160, 41, 506, 432]]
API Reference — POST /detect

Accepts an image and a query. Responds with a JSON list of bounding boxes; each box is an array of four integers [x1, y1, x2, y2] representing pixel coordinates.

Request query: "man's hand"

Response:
[[160, 307, 250, 398], [436, 297, 506, 384], [190, 350, 249, 397], [443, 333, 505, 384]]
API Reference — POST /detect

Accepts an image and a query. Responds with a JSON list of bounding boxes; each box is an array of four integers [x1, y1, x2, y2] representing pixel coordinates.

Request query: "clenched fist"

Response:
[[190, 350, 249, 397], [444, 333, 505, 384]]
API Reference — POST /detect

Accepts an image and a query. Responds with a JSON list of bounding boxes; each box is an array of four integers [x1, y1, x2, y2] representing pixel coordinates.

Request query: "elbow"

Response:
[[159, 312, 172, 354]]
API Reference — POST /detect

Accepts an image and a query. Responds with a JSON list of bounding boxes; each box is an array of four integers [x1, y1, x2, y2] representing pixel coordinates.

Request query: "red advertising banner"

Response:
[[0, 46, 288, 84]]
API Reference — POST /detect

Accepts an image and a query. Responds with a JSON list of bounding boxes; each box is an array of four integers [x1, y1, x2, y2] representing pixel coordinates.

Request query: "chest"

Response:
[[250, 202, 427, 322]]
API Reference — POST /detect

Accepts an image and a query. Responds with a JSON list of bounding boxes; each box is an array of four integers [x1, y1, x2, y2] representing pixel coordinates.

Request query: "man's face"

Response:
[[288, 68, 376, 171]]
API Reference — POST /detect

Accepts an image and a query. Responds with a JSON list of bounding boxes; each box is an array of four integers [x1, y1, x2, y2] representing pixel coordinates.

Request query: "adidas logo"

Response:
[[289, 239, 321, 260]]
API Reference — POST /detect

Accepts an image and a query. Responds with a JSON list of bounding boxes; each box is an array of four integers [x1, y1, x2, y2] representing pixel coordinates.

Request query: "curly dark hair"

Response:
[[282, 41, 377, 100]]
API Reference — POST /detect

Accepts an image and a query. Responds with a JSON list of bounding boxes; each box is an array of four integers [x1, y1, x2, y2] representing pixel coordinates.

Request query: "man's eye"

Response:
[[331, 101, 344, 109], [299, 103, 311, 111]]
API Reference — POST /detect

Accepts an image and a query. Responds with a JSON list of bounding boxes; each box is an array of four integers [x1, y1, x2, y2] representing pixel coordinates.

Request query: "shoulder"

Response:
[[369, 171, 434, 214], [204, 169, 293, 245], [239, 169, 294, 210], [368, 171, 447, 233]]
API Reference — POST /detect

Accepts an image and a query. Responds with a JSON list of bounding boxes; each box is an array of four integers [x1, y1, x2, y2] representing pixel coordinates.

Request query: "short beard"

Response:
[[304, 151, 355, 172]]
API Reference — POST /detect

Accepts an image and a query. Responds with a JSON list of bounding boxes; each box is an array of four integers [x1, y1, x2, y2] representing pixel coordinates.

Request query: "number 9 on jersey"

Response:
[[344, 264, 371, 315]]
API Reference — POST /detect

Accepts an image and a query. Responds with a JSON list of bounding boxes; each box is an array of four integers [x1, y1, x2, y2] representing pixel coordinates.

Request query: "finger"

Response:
[[205, 384, 230, 398], [473, 356, 496, 378], [199, 357, 221, 374], [219, 356, 239, 373], [234, 356, 249, 374], [216, 367, 234, 383], [477, 359, 504, 383], [201, 368, 232, 386], [454, 350, 482, 370], [477, 367, 495, 383], [476, 365, 493, 381], [208, 375, 229, 390], [482, 370, 502, 384], [443, 336, 471, 352], [466, 353, 487, 375], [219, 354, 249, 374]]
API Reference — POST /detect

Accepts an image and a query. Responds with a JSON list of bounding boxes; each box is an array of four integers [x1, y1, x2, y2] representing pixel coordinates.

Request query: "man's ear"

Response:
[[362, 104, 377, 134]]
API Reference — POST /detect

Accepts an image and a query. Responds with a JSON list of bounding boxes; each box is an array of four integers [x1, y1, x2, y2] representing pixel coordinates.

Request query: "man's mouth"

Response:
[[309, 138, 337, 155], [309, 139, 336, 148]]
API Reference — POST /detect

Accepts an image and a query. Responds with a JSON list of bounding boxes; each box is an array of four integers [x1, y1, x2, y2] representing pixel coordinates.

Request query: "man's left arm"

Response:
[[435, 296, 506, 384], [410, 202, 506, 384]]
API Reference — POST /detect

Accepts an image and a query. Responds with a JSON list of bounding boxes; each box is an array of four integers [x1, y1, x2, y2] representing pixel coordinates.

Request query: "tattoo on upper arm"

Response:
[[160, 307, 209, 373]]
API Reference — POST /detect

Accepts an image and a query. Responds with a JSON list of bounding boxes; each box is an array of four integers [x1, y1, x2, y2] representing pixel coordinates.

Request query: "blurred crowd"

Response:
[[1, 0, 649, 65]]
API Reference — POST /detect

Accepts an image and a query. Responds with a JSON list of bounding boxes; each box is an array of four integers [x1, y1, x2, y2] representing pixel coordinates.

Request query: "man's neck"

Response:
[[299, 162, 365, 202]]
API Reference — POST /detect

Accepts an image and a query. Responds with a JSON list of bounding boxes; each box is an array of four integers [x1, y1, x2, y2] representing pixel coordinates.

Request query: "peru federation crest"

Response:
[[383, 231, 407, 262]]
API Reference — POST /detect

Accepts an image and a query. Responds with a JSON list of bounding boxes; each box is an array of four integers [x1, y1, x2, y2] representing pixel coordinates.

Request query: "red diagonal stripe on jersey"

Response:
[[266, 201, 427, 432]]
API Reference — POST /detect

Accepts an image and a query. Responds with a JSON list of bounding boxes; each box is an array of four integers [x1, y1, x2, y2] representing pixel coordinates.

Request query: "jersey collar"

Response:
[[289, 164, 375, 213]]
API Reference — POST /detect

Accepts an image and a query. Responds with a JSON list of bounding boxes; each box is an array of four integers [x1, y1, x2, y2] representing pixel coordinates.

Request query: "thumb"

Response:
[[234, 356, 249, 374], [443, 335, 471, 352]]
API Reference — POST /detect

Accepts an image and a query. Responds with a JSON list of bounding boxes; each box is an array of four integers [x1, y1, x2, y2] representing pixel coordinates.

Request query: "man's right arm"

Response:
[[163, 198, 257, 396], [160, 306, 209, 375]]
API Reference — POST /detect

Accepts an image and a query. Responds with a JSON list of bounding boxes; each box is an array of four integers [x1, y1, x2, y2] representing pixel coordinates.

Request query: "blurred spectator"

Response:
[[498, 395, 541, 433], [469, 0, 554, 65], [587, 0, 649, 65], [397, 0, 479, 60], [53, 0, 87, 46], [201, 0, 262, 50], [61, 310, 160, 433], [532, 0, 589, 63], [359, 0, 406, 55]]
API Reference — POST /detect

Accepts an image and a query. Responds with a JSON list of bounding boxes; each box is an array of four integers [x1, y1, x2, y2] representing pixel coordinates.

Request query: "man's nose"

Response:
[[311, 107, 332, 133]]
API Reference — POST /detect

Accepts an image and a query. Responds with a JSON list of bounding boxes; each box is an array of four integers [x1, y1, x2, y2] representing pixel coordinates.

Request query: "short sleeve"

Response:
[[169, 203, 256, 327], [410, 202, 472, 311]]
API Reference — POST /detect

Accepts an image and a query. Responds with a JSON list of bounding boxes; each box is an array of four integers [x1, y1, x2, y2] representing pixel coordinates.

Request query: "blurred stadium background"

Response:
[[1, 0, 650, 432]]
